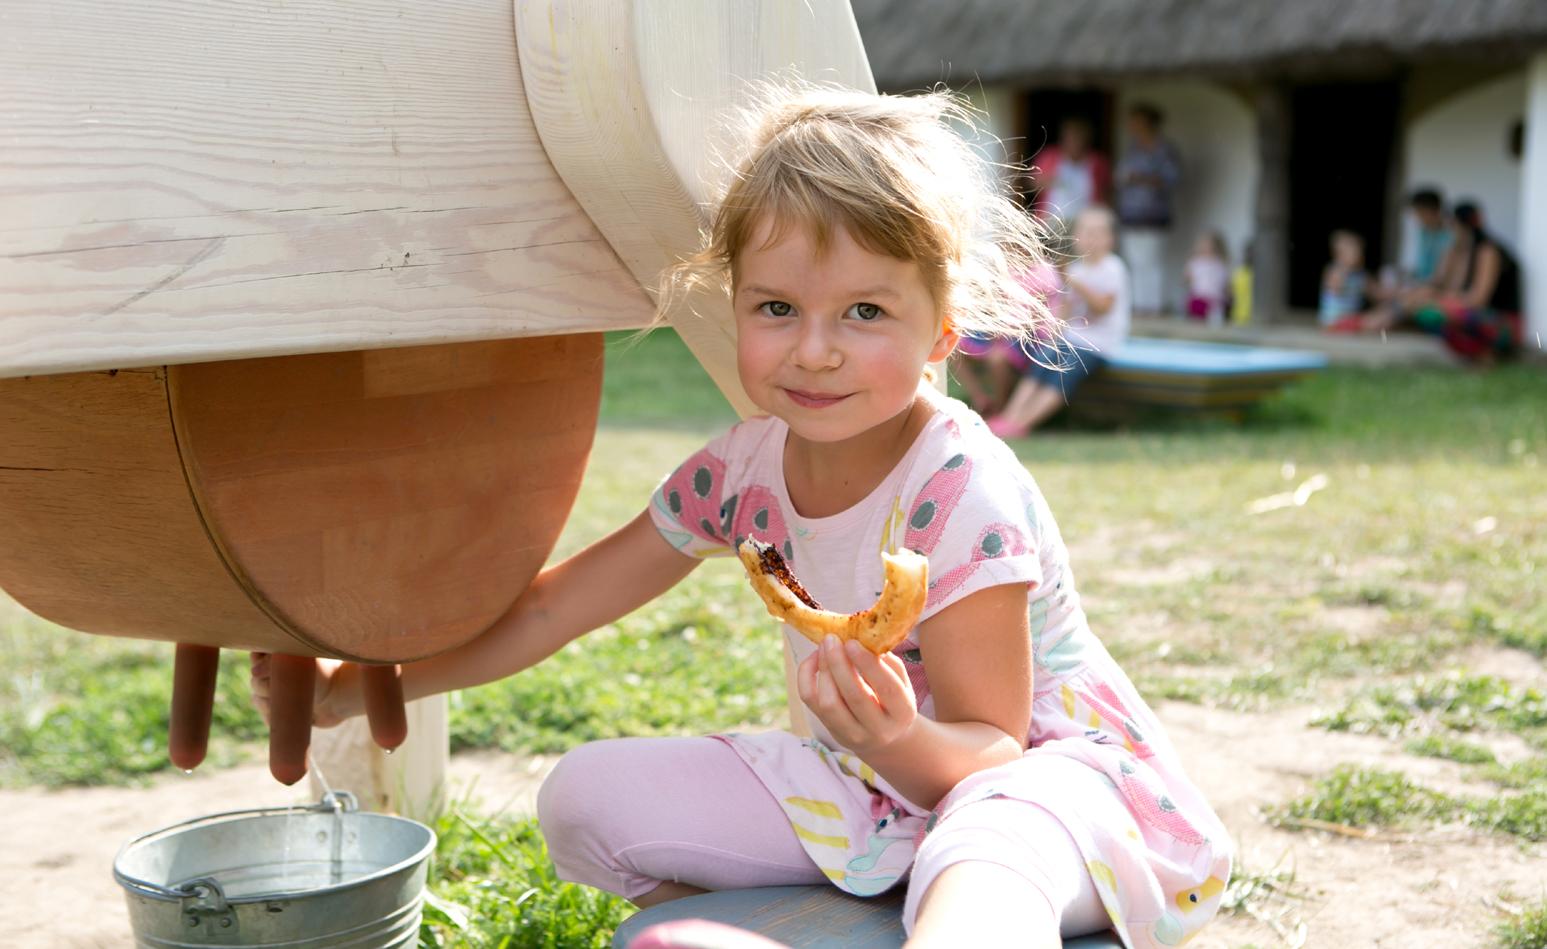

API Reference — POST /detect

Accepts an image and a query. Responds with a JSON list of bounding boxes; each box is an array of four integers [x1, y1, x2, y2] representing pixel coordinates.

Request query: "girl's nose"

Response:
[[792, 317, 842, 371]]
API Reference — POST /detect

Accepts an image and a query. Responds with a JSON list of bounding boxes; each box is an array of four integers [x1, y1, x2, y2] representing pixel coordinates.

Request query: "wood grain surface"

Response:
[[517, 0, 875, 418], [0, 368, 297, 651], [168, 334, 604, 662], [0, 0, 652, 379]]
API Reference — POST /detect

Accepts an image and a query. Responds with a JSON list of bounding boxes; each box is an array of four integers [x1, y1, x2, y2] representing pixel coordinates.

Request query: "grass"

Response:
[[419, 808, 632, 948], [1495, 898, 1547, 949], [1271, 764, 1547, 842], [4, 329, 1547, 943]]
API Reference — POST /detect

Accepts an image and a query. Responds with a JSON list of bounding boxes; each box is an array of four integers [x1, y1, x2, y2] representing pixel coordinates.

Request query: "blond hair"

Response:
[[661, 84, 1055, 343]]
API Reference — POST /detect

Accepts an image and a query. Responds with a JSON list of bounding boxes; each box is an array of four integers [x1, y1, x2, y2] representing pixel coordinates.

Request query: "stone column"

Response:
[[1251, 82, 1292, 324]]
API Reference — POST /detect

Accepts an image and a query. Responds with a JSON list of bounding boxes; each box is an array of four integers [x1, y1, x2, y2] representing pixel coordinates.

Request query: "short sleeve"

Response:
[[899, 445, 1044, 622], [649, 435, 739, 559]]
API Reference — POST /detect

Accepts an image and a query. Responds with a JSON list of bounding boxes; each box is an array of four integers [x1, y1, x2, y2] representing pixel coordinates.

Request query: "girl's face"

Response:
[[733, 218, 956, 446], [1073, 214, 1113, 258]]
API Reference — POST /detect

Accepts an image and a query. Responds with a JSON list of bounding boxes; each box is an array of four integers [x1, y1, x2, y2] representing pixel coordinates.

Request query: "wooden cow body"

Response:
[[0, 0, 872, 783]]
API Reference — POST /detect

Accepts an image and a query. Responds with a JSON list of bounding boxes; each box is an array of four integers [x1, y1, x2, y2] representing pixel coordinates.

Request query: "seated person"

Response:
[[954, 238, 1070, 415], [986, 205, 1129, 437], [1411, 202, 1523, 362], [1350, 188, 1463, 333], [1319, 230, 1368, 327]]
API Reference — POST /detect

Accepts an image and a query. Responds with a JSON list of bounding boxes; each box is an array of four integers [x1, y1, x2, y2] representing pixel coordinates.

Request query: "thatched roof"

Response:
[[852, 0, 1547, 88]]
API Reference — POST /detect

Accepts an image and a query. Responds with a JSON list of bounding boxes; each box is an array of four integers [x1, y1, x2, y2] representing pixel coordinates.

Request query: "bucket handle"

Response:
[[114, 791, 359, 903]]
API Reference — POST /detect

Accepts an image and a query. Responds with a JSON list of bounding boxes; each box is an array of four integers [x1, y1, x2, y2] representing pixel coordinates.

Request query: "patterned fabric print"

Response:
[[721, 733, 925, 898], [652, 449, 731, 557], [893, 641, 931, 714], [1061, 680, 1155, 760], [902, 453, 971, 556], [729, 484, 796, 565], [927, 520, 1031, 608], [1114, 758, 1206, 846]]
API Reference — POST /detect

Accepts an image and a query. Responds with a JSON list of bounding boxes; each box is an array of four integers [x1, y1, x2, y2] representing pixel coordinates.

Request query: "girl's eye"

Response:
[[847, 302, 883, 322], [760, 301, 793, 318]]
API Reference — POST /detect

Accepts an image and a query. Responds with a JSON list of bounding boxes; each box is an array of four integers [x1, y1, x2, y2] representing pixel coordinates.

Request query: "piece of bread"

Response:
[[736, 538, 928, 655]]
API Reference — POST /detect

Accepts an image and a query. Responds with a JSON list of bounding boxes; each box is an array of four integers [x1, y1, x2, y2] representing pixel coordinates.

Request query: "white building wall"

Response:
[[1403, 70, 1527, 257], [960, 84, 1021, 185], [1114, 81, 1258, 312]]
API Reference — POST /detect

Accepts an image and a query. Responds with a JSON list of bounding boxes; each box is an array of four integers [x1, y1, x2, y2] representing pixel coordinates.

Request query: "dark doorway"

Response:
[[1019, 88, 1114, 213], [1023, 89, 1114, 159], [1288, 82, 1399, 309]]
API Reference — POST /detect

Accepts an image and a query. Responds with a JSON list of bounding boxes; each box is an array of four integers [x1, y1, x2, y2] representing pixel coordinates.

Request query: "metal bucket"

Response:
[[114, 791, 436, 948]]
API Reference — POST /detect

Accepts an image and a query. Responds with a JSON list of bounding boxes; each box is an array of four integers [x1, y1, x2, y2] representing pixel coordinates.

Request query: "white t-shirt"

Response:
[[1062, 254, 1130, 357], [1186, 256, 1230, 301], [1045, 158, 1096, 221]]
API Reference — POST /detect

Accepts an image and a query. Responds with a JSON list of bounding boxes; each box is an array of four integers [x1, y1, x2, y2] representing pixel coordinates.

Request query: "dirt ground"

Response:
[[5, 673, 1544, 949]]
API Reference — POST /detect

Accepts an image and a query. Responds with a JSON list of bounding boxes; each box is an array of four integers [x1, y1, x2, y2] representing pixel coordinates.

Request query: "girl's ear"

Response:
[[929, 318, 960, 363]]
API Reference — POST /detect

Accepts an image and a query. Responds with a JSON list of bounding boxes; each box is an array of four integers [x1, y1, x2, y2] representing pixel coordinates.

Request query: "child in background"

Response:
[[253, 86, 1230, 949], [1319, 230, 1368, 326], [986, 205, 1130, 439], [1183, 232, 1230, 327], [952, 234, 1070, 415]]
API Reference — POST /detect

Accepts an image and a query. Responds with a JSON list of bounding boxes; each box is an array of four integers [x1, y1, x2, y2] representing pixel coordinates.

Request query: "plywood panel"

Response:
[[168, 335, 604, 663], [0, 368, 298, 651], [0, 0, 653, 379]]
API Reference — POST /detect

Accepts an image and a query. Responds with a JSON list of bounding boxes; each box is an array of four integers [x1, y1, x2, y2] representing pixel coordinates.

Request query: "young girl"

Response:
[[986, 206, 1130, 439], [252, 87, 1230, 948], [1319, 230, 1369, 327], [1183, 232, 1230, 327]]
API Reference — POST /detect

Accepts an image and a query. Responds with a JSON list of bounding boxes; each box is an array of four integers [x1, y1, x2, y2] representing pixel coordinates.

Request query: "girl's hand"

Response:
[[249, 652, 354, 729], [798, 636, 918, 757]]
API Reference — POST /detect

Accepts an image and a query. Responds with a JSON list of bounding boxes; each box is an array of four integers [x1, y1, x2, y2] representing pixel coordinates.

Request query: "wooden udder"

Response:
[[0, 335, 601, 662]]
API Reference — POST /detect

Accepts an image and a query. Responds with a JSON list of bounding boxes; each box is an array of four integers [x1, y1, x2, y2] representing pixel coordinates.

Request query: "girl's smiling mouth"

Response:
[[783, 388, 851, 409]]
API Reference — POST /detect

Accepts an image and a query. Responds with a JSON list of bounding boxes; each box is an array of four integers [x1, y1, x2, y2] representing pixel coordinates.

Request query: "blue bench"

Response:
[[1077, 337, 1328, 418], [612, 885, 1125, 948]]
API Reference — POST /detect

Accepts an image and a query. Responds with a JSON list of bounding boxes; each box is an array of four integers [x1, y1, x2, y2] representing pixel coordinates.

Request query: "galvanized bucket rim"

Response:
[[113, 791, 436, 907]]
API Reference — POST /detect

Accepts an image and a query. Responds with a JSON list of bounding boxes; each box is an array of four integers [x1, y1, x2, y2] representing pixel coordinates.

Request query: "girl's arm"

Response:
[[315, 511, 700, 723], [805, 582, 1032, 810], [1069, 274, 1116, 316]]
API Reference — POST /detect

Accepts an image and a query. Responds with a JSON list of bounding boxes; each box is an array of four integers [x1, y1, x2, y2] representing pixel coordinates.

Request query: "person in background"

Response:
[[1319, 230, 1368, 327], [1347, 188, 1463, 334], [1230, 238, 1253, 325], [954, 226, 1073, 415], [1183, 231, 1230, 327], [1412, 201, 1523, 363], [1028, 117, 1110, 226], [987, 206, 1129, 438], [1114, 103, 1180, 318], [1405, 187, 1455, 287], [953, 256, 1066, 415]]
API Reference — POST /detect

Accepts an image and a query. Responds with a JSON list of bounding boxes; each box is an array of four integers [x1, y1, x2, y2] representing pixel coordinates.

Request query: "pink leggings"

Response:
[[536, 736, 1107, 935]]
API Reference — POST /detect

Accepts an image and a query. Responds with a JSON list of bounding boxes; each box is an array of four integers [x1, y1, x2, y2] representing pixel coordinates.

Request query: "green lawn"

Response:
[[2, 330, 1545, 947]]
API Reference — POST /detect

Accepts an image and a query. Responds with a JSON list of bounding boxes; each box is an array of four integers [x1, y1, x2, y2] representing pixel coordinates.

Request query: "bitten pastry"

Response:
[[736, 538, 927, 655]]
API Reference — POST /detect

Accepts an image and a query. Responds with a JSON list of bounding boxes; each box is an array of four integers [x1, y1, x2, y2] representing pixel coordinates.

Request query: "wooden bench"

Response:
[[1076, 337, 1328, 421], [612, 885, 1125, 948]]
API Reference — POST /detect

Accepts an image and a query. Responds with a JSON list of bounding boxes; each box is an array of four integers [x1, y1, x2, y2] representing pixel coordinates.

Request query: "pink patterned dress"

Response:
[[649, 390, 1231, 947]]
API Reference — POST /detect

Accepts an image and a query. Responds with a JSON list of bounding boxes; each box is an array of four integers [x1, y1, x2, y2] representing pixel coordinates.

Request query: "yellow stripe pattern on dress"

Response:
[[792, 823, 850, 850], [879, 496, 905, 555], [785, 797, 844, 820]]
